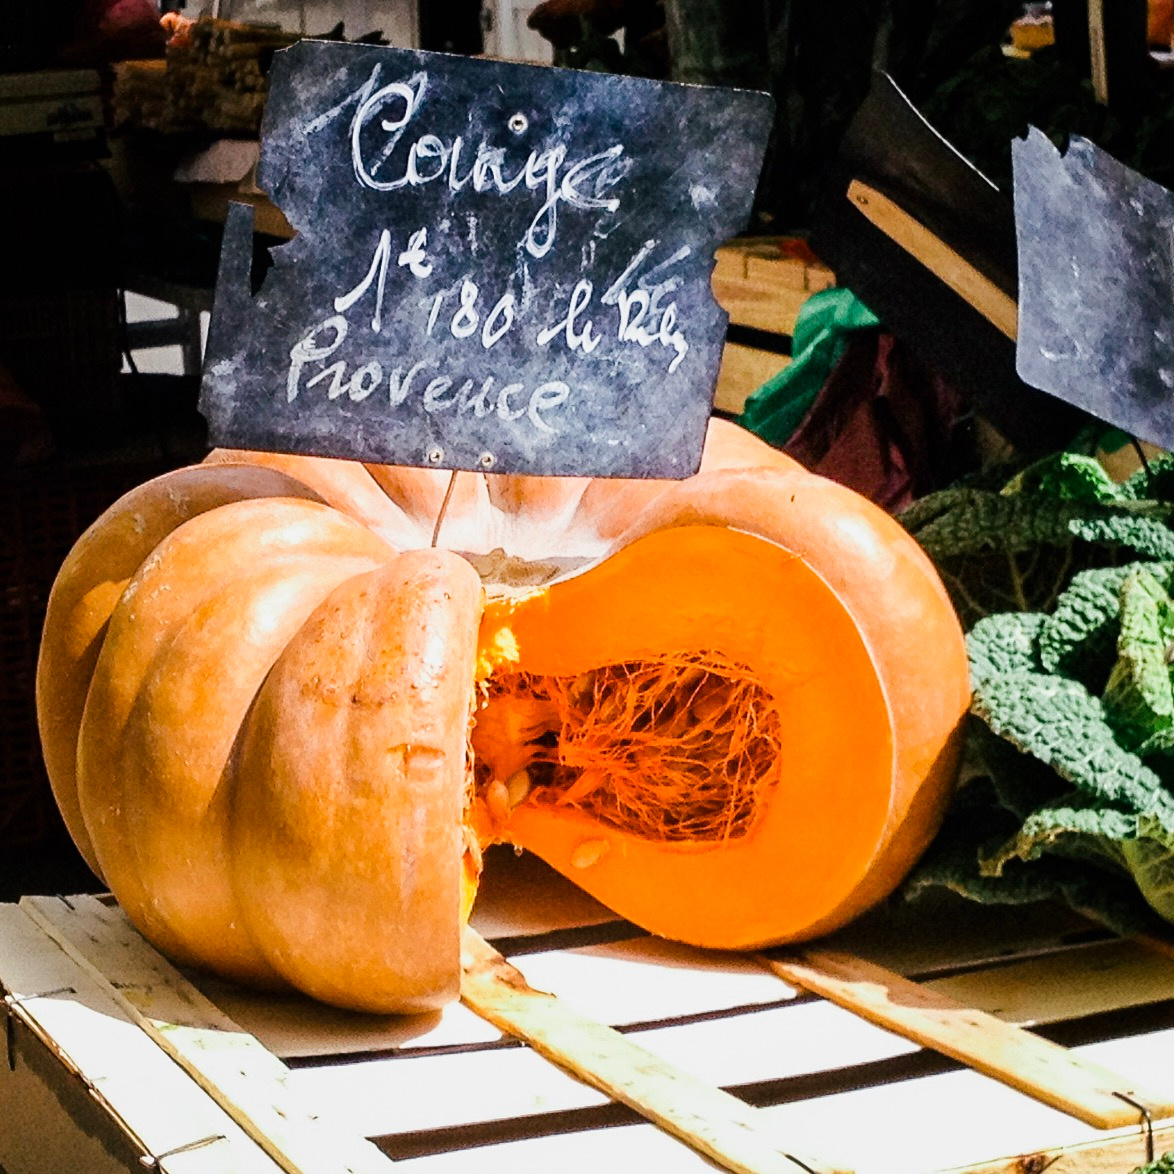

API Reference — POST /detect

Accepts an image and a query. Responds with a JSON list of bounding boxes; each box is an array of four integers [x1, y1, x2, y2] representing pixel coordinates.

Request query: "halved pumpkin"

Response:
[[36, 419, 969, 1012]]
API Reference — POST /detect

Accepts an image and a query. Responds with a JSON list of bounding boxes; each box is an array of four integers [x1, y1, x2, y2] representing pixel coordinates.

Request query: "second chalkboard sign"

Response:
[[199, 41, 773, 478]]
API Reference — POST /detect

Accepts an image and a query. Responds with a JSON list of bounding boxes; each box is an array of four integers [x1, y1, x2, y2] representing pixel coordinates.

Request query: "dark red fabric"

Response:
[[783, 330, 974, 513], [58, 0, 165, 65], [0, 362, 54, 470]]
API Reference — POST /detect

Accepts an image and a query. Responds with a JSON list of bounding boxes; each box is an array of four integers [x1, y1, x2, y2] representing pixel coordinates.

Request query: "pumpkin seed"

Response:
[[570, 838, 609, 869], [485, 780, 510, 823], [505, 768, 532, 808], [569, 671, 595, 703]]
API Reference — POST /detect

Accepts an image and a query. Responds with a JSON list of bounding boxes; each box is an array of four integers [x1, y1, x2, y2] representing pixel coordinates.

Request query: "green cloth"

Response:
[[738, 286, 879, 447]]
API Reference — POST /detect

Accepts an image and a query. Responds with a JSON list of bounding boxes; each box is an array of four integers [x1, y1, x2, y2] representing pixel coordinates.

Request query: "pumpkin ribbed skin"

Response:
[[37, 420, 969, 1011]]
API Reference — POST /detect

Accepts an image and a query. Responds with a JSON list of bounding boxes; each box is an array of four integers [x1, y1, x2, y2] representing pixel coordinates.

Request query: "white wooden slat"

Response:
[[458, 929, 844, 1174], [9, 880, 1172, 1174], [198, 976, 503, 1060], [385, 1032, 1174, 1174], [394, 1119, 744, 1174], [766, 948, 1174, 1129], [204, 889, 1174, 1068], [287, 1026, 613, 1135], [204, 935, 790, 1062], [214, 897, 1145, 1068], [0, 903, 284, 1174], [486, 936, 798, 1025], [286, 993, 919, 1138], [21, 893, 828, 1170], [756, 1030, 1174, 1174], [185, 911, 1163, 1066], [20, 895, 397, 1174], [283, 930, 1174, 1141]]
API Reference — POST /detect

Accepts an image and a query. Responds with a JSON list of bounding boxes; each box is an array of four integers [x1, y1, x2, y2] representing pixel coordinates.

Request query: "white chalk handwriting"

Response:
[[307, 65, 629, 260], [284, 59, 704, 445], [287, 313, 571, 433]]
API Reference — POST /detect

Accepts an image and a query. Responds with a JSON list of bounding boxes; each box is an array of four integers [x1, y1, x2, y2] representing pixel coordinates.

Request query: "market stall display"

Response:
[[33, 417, 970, 1012], [8, 9, 1174, 1173], [111, 18, 297, 136]]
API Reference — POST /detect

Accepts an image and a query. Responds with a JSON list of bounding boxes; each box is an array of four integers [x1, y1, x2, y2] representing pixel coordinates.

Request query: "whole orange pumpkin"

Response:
[[37, 419, 969, 1012]]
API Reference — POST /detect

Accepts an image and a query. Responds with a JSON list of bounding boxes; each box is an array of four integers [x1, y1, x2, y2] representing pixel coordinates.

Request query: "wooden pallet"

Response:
[[711, 238, 835, 416], [3, 846, 1174, 1174], [713, 239, 835, 339]]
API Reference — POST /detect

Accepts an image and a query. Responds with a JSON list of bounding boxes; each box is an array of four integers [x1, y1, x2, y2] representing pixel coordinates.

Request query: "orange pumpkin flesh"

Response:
[[472, 523, 890, 949], [36, 420, 969, 1012]]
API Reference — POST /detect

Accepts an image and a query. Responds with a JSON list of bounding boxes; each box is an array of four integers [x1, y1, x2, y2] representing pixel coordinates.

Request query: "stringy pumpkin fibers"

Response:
[[475, 652, 783, 842]]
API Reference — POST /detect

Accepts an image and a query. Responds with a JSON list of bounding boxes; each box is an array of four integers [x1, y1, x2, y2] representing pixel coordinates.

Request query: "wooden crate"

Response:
[[3, 846, 1174, 1174], [711, 239, 835, 416]]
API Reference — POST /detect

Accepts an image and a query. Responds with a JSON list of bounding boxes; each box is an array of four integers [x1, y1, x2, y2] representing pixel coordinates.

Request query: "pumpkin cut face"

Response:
[[37, 420, 970, 1012]]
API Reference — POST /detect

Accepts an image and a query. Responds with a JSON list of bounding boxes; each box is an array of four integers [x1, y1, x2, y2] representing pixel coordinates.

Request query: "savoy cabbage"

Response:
[[901, 450, 1174, 932]]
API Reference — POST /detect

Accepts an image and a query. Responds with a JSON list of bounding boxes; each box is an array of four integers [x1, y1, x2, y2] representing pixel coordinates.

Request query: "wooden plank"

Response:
[[716, 239, 836, 296], [20, 895, 397, 1174], [750, 1042, 1165, 1174], [945, 1117, 1174, 1173], [712, 276, 810, 337], [381, 1064, 1169, 1174], [927, 938, 1174, 1026], [714, 343, 789, 415], [285, 993, 921, 1140], [366, 1021, 1174, 1173], [1135, 927, 1174, 964], [745, 253, 813, 292], [7, 886, 1172, 1174], [512, 935, 797, 1027], [846, 179, 1019, 339], [0, 903, 284, 1173], [459, 927, 849, 1174], [281, 910, 1174, 1139], [286, 934, 1174, 1142], [763, 947, 1174, 1130], [1089, 0, 1109, 105]]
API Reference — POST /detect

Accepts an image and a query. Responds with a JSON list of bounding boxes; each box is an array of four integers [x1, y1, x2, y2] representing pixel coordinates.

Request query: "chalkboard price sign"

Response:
[[199, 40, 773, 478], [1015, 128, 1174, 450]]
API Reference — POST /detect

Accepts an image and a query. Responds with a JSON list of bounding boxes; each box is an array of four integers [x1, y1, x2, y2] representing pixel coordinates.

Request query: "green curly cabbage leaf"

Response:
[[901, 452, 1174, 932]]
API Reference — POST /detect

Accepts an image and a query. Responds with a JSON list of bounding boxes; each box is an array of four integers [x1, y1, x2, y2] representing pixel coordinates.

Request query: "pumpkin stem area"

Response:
[[469, 652, 783, 844]]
